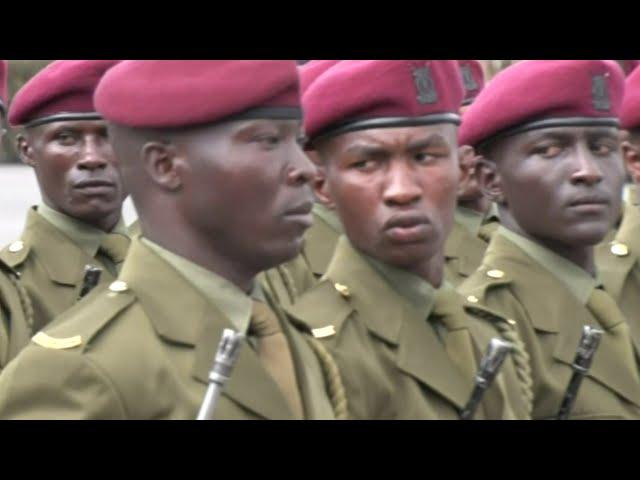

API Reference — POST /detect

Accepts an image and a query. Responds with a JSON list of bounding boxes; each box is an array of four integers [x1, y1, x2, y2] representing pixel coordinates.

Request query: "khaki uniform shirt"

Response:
[[0, 237, 336, 419], [0, 205, 129, 331], [286, 236, 532, 420], [459, 227, 640, 419]]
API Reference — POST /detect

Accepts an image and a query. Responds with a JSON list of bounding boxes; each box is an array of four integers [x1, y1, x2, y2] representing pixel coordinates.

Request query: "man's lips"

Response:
[[73, 179, 116, 189], [567, 194, 610, 207], [383, 212, 432, 244], [282, 201, 314, 228]]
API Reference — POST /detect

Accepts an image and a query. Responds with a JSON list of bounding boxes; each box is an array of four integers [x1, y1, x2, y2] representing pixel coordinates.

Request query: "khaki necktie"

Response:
[[97, 233, 130, 275], [586, 287, 640, 382], [249, 300, 305, 419], [433, 289, 478, 383]]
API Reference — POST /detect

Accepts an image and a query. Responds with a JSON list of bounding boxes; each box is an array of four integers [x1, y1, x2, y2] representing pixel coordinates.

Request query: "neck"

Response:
[[44, 201, 121, 233], [91, 210, 121, 233], [141, 217, 256, 294], [408, 252, 445, 288], [500, 210, 596, 276]]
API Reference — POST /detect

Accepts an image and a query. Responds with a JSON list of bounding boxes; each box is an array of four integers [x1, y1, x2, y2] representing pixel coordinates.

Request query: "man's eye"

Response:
[[534, 145, 562, 157], [593, 143, 613, 155], [255, 135, 281, 147], [351, 159, 376, 171], [415, 152, 436, 163], [56, 132, 75, 143]]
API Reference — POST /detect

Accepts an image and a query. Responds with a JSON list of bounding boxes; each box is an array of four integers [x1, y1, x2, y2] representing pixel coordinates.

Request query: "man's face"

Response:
[[176, 118, 315, 272], [320, 124, 460, 271], [487, 126, 625, 246], [622, 130, 640, 203], [20, 120, 125, 225]]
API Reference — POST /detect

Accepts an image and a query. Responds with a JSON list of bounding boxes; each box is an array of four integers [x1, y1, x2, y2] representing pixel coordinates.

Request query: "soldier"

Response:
[[0, 60, 33, 369], [0, 60, 130, 331], [445, 60, 499, 286], [285, 60, 533, 420], [261, 60, 342, 307], [597, 60, 640, 245], [596, 65, 640, 339], [458, 60, 640, 419], [0, 60, 345, 420]]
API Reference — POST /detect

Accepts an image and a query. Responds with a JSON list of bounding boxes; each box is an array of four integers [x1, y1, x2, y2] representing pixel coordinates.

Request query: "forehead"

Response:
[[506, 125, 620, 145], [225, 118, 302, 134], [173, 117, 303, 144], [329, 123, 458, 151], [32, 119, 108, 137]]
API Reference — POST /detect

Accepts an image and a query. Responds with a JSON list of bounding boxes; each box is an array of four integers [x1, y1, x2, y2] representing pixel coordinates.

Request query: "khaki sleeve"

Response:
[[0, 346, 128, 420]]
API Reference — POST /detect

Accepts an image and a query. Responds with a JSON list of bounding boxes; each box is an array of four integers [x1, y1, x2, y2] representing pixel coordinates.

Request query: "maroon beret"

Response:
[[299, 60, 340, 93], [95, 60, 301, 129], [459, 60, 625, 148], [303, 60, 464, 143], [620, 65, 640, 130], [9, 60, 119, 128], [0, 61, 8, 114], [458, 60, 485, 106]]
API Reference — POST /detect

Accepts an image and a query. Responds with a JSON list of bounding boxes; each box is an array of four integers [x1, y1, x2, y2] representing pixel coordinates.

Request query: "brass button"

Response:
[[610, 242, 629, 257], [334, 283, 350, 298], [109, 280, 129, 293], [507, 318, 516, 326], [486, 269, 505, 279], [467, 295, 479, 303], [8, 241, 24, 253]]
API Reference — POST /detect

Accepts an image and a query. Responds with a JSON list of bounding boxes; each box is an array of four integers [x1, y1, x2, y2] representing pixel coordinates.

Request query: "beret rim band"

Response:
[[311, 113, 462, 144], [23, 112, 102, 129], [106, 106, 303, 129], [477, 116, 621, 149], [223, 106, 302, 123]]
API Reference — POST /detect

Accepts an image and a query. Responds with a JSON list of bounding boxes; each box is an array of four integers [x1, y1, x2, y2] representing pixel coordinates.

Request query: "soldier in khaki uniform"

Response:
[[458, 60, 640, 419], [261, 60, 343, 307], [0, 61, 33, 369], [1, 61, 130, 332], [285, 60, 533, 420], [0, 60, 344, 420], [596, 67, 640, 340], [445, 60, 499, 286]]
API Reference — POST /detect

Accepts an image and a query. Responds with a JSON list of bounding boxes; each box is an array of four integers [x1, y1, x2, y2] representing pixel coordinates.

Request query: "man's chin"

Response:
[[261, 236, 306, 270], [68, 204, 122, 224]]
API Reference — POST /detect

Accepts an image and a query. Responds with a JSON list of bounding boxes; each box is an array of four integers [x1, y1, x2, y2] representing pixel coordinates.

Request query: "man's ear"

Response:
[[141, 141, 183, 191], [457, 145, 476, 196], [16, 133, 36, 168], [476, 155, 506, 205], [622, 140, 640, 184], [306, 149, 335, 209]]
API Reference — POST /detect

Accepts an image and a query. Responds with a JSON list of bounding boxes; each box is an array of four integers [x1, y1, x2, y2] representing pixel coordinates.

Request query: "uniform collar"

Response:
[[37, 203, 127, 258], [362, 251, 436, 320], [497, 226, 600, 305], [141, 238, 262, 335], [312, 203, 344, 234], [454, 206, 484, 236]]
